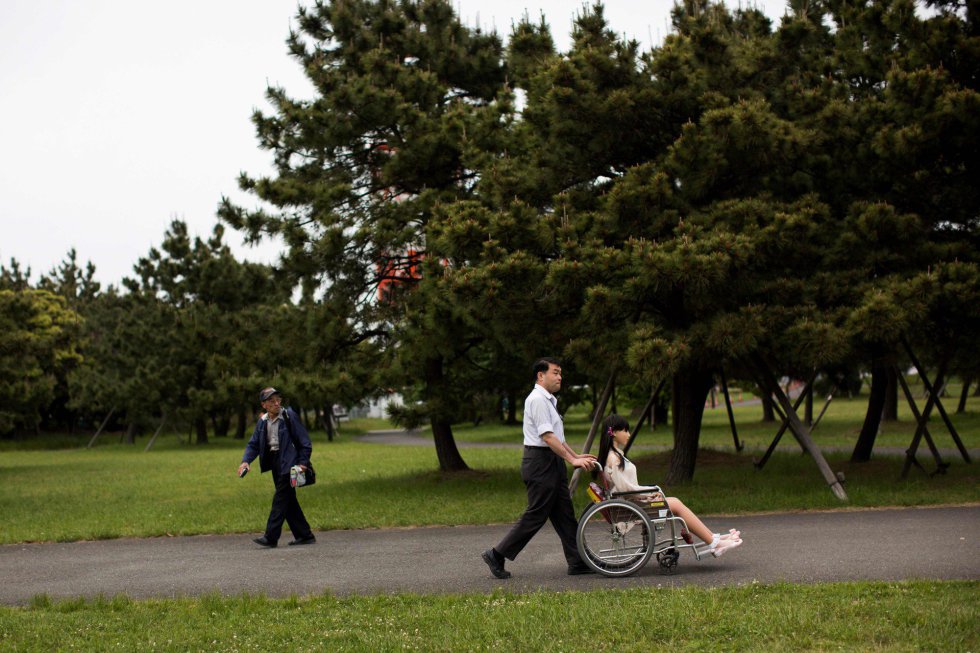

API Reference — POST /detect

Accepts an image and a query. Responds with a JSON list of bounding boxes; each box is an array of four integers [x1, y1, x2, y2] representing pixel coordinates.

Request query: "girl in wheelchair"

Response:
[[596, 414, 743, 558]]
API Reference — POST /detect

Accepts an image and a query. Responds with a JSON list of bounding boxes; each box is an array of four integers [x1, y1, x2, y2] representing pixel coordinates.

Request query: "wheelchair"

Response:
[[576, 467, 709, 577]]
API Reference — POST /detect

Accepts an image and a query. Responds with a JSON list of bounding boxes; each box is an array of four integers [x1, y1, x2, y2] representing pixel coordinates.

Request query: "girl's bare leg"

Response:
[[666, 497, 714, 544]]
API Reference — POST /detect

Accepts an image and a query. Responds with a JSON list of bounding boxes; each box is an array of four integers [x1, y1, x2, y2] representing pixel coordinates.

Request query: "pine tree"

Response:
[[0, 289, 82, 436], [111, 220, 288, 444], [434, 2, 859, 494], [219, 0, 509, 470], [800, 0, 980, 460]]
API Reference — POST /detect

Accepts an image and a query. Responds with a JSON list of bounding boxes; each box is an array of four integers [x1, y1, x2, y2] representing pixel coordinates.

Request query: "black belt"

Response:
[[523, 445, 553, 455]]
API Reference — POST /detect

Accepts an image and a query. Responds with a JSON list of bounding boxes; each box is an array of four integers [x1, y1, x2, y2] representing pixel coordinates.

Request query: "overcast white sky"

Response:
[[0, 0, 788, 287]]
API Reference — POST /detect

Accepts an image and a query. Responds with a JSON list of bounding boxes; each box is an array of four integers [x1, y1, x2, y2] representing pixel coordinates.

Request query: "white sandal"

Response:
[[719, 528, 741, 541], [711, 536, 743, 558]]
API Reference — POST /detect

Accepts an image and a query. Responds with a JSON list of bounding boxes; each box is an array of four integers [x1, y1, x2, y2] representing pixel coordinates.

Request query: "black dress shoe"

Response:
[[567, 565, 595, 576], [481, 549, 511, 579], [253, 536, 277, 548], [287, 535, 316, 546]]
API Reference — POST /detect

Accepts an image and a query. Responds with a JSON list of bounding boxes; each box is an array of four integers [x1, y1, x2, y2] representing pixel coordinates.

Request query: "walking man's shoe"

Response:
[[567, 564, 595, 576], [287, 535, 316, 546], [253, 536, 277, 548], [482, 549, 511, 579]]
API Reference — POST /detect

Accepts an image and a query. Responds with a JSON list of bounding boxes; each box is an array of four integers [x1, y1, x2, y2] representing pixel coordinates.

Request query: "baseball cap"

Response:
[[259, 387, 281, 402]]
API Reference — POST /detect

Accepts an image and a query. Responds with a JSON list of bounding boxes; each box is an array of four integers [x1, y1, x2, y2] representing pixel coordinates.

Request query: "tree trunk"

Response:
[[882, 365, 898, 421], [431, 418, 467, 471], [958, 378, 972, 414], [851, 361, 888, 462], [653, 392, 669, 428], [664, 366, 715, 485], [194, 416, 209, 445], [506, 389, 517, 424], [761, 395, 776, 422], [803, 388, 814, 426], [123, 421, 137, 445], [235, 405, 247, 439], [212, 412, 231, 437], [424, 356, 468, 472], [322, 405, 335, 441]]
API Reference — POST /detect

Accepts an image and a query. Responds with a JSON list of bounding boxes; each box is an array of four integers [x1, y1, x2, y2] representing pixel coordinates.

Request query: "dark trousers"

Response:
[[264, 466, 313, 543], [495, 447, 583, 567]]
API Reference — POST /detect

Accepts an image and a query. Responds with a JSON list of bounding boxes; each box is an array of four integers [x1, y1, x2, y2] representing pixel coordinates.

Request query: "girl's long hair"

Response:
[[594, 414, 630, 479]]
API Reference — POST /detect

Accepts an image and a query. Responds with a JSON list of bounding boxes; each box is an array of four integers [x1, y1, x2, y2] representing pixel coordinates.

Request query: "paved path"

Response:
[[1, 506, 977, 605]]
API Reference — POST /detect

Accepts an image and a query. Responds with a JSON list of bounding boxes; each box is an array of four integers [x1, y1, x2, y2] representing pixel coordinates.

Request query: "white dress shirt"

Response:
[[523, 384, 564, 447]]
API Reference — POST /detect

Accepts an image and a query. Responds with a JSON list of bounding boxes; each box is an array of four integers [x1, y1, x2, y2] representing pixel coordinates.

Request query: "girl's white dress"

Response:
[[604, 451, 661, 499]]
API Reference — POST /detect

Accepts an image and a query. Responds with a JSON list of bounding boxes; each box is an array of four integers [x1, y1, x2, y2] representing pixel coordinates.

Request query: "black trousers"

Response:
[[495, 446, 583, 567], [264, 463, 313, 543]]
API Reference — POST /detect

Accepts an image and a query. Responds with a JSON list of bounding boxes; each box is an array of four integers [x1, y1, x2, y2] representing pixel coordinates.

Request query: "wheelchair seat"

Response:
[[587, 468, 692, 544]]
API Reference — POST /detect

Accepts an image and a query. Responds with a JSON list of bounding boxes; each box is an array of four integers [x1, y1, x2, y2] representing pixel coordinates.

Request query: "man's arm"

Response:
[[542, 433, 596, 470], [238, 422, 262, 475]]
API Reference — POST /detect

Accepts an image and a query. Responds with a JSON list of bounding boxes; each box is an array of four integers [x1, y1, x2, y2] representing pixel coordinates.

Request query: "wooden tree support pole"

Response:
[[569, 369, 618, 494], [143, 414, 168, 452], [901, 339, 971, 464], [143, 413, 167, 453], [719, 367, 743, 452], [750, 354, 847, 501], [810, 386, 837, 432], [894, 365, 946, 475], [900, 360, 952, 479], [624, 378, 666, 456], [958, 378, 973, 414], [86, 406, 116, 449], [754, 373, 816, 470]]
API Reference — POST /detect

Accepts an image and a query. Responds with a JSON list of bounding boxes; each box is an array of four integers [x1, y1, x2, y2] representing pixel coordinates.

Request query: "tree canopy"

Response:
[[4, 1, 976, 497]]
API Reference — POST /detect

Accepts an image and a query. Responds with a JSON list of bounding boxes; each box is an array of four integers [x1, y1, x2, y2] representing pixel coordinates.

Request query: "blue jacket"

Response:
[[241, 407, 312, 477]]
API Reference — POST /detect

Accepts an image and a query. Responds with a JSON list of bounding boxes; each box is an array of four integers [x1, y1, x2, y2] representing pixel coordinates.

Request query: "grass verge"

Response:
[[1, 581, 975, 652]]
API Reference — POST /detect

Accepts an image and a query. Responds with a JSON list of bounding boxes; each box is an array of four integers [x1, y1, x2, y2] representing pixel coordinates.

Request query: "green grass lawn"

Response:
[[0, 387, 975, 545], [0, 394, 976, 651], [449, 388, 980, 453], [0, 431, 976, 545], [1, 581, 975, 652]]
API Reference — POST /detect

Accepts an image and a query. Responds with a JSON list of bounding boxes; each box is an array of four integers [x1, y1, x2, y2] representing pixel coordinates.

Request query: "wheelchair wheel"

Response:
[[657, 548, 679, 574], [577, 499, 654, 577]]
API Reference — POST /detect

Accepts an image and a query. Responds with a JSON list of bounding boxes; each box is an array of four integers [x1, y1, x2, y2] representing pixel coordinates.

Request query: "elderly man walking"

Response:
[[238, 387, 316, 548], [482, 358, 597, 578]]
